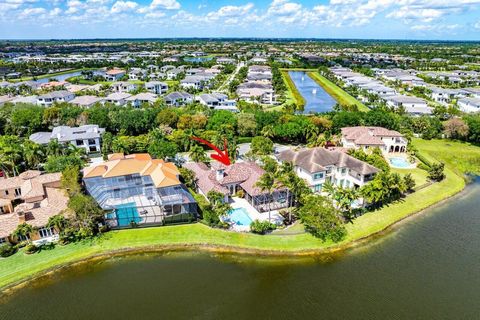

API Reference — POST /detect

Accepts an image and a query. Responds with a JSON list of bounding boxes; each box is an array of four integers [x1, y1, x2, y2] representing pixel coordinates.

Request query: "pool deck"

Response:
[[228, 197, 284, 232]]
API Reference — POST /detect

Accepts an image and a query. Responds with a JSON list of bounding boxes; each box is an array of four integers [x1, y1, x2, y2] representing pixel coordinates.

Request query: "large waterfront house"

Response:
[[277, 147, 378, 193], [183, 162, 290, 212], [83, 153, 197, 228], [341, 126, 408, 153], [30, 125, 105, 154], [0, 171, 68, 245]]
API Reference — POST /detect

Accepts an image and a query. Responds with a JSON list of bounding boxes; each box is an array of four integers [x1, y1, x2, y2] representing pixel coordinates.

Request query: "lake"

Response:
[[1, 178, 479, 319], [289, 71, 337, 114], [31, 71, 84, 84], [183, 56, 214, 63]]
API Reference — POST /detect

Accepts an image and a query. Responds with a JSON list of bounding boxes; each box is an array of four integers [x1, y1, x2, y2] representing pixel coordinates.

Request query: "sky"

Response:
[[0, 0, 479, 40]]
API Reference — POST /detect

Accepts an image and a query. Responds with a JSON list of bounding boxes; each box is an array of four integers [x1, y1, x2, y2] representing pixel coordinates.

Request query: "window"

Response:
[[16, 234, 30, 242], [0, 237, 5, 244], [4, 190, 8, 196], [14, 188, 21, 197], [314, 184, 323, 192], [89, 146, 97, 152], [313, 172, 324, 180], [0, 206, 5, 214], [341, 168, 347, 174], [76, 139, 83, 146], [38, 227, 55, 238], [88, 139, 96, 145]]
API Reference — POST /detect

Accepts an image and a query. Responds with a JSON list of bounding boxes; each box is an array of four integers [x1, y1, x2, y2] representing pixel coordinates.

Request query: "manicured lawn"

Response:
[[412, 138, 480, 176], [307, 71, 369, 112], [0, 139, 474, 291], [392, 167, 429, 187]]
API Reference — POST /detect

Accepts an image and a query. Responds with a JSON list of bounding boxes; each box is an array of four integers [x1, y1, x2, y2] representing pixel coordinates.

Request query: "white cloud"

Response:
[[111, 0, 138, 13], [206, 3, 254, 20], [150, 0, 180, 10]]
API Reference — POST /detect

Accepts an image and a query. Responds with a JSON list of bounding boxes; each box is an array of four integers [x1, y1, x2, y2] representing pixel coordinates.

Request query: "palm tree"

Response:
[[46, 214, 69, 233], [255, 172, 275, 222], [189, 144, 208, 163], [13, 223, 34, 243], [46, 139, 63, 157], [22, 141, 45, 169]]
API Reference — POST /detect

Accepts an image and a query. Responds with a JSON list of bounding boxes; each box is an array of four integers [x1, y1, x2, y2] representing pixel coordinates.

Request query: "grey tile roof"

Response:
[[277, 147, 379, 175]]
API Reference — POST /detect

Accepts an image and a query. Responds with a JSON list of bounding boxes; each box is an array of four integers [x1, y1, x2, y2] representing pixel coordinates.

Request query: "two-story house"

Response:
[[277, 147, 378, 193], [341, 126, 408, 153], [37, 91, 75, 107], [83, 153, 197, 228], [29, 125, 105, 154], [0, 170, 68, 245]]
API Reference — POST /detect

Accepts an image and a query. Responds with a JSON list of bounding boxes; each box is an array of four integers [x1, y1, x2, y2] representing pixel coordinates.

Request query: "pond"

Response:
[[30, 71, 84, 84], [1, 178, 480, 319], [183, 56, 214, 63], [289, 71, 337, 114]]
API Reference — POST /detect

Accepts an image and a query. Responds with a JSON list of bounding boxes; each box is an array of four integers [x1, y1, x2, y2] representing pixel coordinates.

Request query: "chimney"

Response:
[[216, 168, 225, 181], [17, 210, 26, 223], [368, 128, 374, 136]]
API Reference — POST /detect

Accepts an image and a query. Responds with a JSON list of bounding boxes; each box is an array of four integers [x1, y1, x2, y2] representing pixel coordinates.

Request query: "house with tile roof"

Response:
[[341, 126, 408, 153], [277, 147, 378, 193], [0, 170, 68, 245], [83, 153, 197, 228], [183, 161, 290, 213]]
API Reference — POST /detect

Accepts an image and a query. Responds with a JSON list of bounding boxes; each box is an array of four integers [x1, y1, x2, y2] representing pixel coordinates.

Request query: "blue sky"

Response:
[[1, 0, 479, 40]]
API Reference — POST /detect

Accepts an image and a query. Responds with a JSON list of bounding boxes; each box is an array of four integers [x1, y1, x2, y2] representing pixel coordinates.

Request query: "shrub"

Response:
[[0, 244, 17, 258], [250, 220, 277, 234], [24, 244, 38, 254]]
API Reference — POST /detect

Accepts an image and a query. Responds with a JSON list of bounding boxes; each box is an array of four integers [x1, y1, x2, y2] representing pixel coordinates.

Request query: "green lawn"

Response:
[[0, 139, 473, 291], [412, 138, 480, 176], [392, 167, 429, 187], [307, 71, 369, 112]]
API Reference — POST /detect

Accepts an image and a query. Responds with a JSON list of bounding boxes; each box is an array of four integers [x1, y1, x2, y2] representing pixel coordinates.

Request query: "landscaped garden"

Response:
[[0, 138, 475, 292]]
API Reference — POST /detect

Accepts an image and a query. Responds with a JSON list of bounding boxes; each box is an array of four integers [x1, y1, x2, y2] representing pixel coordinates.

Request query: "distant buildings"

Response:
[[164, 91, 193, 106], [83, 153, 197, 228], [37, 91, 75, 107], [30, 125, 105, 154]]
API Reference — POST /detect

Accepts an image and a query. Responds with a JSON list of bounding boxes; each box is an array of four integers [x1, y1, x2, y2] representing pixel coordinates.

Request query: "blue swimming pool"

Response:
[[389, 157, 412, 168], [108, 203, 141, 227], [226, 208, 253, 226]]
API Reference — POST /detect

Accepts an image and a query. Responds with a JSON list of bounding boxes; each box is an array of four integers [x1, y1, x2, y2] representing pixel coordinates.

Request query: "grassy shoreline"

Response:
[[281, 70, 306, 108], [0, 139, 473, 292], [10, 68, 97, 82], [307, 71, 369, 112]]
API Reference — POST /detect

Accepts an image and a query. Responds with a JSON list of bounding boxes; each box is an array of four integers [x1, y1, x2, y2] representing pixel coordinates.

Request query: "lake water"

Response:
[[289, 71, 337, 114], [31, 71, 83, 84], [184, 56, 214, 63], [1, 178, 480, 319]]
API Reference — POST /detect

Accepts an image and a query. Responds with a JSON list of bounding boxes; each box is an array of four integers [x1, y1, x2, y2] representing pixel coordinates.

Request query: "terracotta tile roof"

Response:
[[341, 126, 403, 146], [0, 171, 62, 202], [0, 186, 68, 239], [83, 153, 181, 188], [183, 161, 280, 197]]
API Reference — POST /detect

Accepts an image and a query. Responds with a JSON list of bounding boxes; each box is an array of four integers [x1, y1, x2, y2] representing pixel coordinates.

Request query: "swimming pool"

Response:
[[389, 157, 412, 168], [108, 203, 142, 227], [226, 208, 253, 226]]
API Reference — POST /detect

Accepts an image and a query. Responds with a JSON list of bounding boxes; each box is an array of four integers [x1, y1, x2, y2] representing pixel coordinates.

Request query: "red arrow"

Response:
[[190, 136, 231, 166]]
